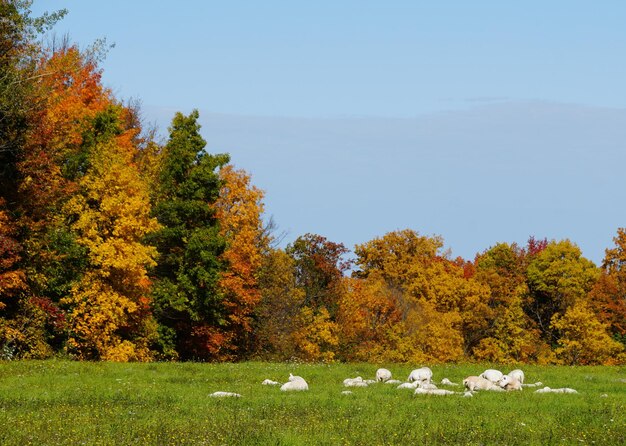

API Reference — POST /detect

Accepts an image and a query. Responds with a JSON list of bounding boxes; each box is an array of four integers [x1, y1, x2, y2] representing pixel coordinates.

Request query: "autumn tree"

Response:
[[354, 229, 443, 292], [0, 198, 58, 360], [148, 110, 230, 360], [336, 276, 403, 362], [551, 299, 624, 365], [473, 243, 549, 363], [15, 43, 114, 315], [60, 106, 160, 361], [526, 239, 599, 343], [588, 228, 626, 345], [271, 233, 350, 361], [0, 1, 66, 203], [0, 198, 28, 356], [353, 229, 490, 362], [214, 165, 269, 356], [253, 248, 306, 360], [286, 233, 351, 316]]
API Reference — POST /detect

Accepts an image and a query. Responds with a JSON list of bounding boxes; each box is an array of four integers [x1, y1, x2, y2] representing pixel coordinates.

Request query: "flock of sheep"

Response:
[[209, 367, 579, 398]]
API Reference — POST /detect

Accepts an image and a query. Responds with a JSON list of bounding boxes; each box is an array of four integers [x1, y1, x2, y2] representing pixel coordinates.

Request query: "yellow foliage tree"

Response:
[[375, 299, 464, 363], [472, 287, 552, 364], [354, 230, 490, 360], [526, 239, 599, 342], [551, 299, 625, 365], [354, 229, 444, 291], [61, 113, 160, 361], [292, 306, 339, 362]]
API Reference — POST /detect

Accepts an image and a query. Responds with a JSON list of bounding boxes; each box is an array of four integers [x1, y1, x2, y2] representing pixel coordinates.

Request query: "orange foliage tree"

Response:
[[20, 45, 111, 220], [336, 276, 402, 362], [17, 45, 112, 311], [215, 165, 269, 355], [588, 228, 626, 346]]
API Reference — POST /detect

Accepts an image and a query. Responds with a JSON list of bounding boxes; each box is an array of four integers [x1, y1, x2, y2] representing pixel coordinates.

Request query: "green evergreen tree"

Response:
[[149, 110, 230, 360]]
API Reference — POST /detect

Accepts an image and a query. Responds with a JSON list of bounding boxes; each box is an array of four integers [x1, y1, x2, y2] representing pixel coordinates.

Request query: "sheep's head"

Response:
[[497, 375, 511, 388]]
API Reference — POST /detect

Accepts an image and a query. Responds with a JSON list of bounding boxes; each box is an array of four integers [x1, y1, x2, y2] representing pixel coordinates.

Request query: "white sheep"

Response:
[[397, 381, 419, 390], [535, 386, 578, 394], [498, 374, 522, 391], [408, 367, 433, 384], [507, 369, 525, 384], [479, 369, 504, 384], [463, 376, 503, 392], [343, 376, 363, 385], [440, 378, 459, 386], [414, 387, 455, 396], [418, 382, 439, 390], [376, 368, 392, 382], [281, 374, 308, 391], [261, 379, 281, 386], [210, 391, 241, 398], [384, 379, 402, 385], [344, 377, 368, 387]]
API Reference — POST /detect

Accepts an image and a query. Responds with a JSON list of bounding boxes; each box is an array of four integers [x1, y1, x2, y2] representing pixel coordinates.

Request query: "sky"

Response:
[[32, 1, 626, 264]]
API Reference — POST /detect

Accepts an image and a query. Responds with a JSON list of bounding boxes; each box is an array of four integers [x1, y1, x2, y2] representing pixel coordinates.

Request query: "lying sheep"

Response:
[[397, 381, 419, 390], [376, 368, 392, 382], [498, 374, 522, 391], [440, 378, 459, 386], [261, 379, 281, 386], [210, 391, 241, 398], [418, 382, 439, 390], [281, 374, 308, 391], [463, 376, 504, 392], [479, 369, 504, 384], [408, 367, 433, 384], [507, 369, 525, 384], [343, 376, 363, 385], [414, 387, 455, 396], [384, 379, 402, 385], [535, 386, 578, 394], [344, 377, 368, 387]]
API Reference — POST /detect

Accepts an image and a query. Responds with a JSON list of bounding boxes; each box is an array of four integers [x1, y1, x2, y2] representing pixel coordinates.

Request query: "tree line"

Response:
[[1, 2, 624, 364]]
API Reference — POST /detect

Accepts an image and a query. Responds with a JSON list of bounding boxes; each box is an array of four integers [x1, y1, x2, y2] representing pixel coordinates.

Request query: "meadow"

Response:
[[0, 361, 624, 445]]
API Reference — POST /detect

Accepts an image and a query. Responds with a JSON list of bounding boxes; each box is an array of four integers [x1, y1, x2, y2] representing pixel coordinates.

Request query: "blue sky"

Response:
[[33, 1, 626, 263]]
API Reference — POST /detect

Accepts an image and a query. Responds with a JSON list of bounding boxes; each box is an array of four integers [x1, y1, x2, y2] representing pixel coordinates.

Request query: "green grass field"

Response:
[[0, 360, 624, 445]]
